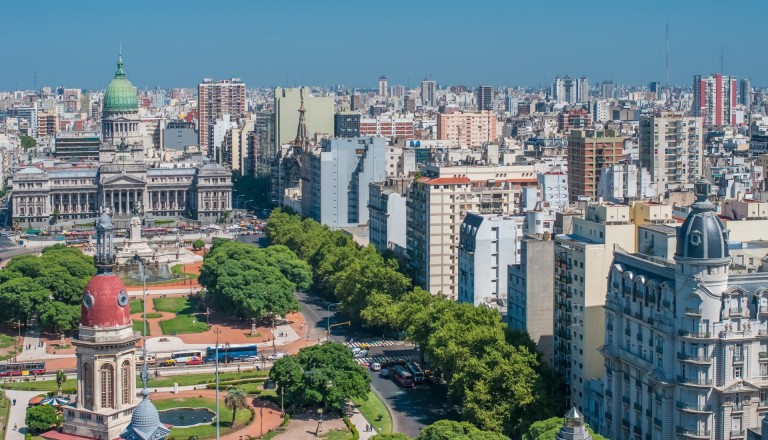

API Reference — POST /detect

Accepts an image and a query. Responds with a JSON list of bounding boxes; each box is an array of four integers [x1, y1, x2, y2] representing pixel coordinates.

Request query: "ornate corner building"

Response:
[[10, 54, 232, 229]]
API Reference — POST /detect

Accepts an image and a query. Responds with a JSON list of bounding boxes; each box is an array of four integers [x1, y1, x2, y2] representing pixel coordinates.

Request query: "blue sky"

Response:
[[1, 0, 765, 90]]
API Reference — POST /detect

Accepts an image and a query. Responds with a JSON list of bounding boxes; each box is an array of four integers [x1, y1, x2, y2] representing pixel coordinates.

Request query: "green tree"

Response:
[[56, 370, 67, 396], [269, 342, 370, 411], [417, 420, 510, 440], [522, 417, 607, 440], [0, 277, 50, 323], [38, 301, 80, 333], [25, 404, 58, 433], [193, 239, 205, 250], [20, 135, 36, 151], [371, 434, 411, 440], [224, 387, 248, 425]]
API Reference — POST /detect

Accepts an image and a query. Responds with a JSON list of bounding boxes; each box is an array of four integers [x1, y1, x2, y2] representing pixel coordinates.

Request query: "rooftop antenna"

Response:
[[720, 46, 724, 73], [665, 23, 669, 88], [34, 71, 37, 93]]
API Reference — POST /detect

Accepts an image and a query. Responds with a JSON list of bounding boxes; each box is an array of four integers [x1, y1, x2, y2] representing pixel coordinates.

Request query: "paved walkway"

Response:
[[349, 404, 379, 439], [4, 390, 41, 440]]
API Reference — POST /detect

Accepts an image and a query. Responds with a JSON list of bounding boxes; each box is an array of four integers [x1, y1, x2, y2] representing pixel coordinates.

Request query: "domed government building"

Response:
[[41, 212, 170, 440], [10, 53, 232, 229]]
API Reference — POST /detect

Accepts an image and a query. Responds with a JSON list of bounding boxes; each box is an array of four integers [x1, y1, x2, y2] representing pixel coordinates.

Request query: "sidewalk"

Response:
[[4, 390, 42, 440], [16, 324, 47, 362], [349, 404, 379, 439]]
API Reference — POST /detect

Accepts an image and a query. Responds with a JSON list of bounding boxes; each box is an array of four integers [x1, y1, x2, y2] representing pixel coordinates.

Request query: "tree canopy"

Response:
[[522, 417, 607, 440], [199, 239, 308, 322], [26, 404, 59, 433], [269, 342, 371, 411], [417, 420, 510, 440], [0, 244, 95, 332], [371, 434, 411, 440], [265, 210, 563, 438], [20, 135, 36, 150]]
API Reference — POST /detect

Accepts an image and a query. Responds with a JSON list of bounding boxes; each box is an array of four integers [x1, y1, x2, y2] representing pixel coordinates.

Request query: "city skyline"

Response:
[[2, 0, 767, 90]]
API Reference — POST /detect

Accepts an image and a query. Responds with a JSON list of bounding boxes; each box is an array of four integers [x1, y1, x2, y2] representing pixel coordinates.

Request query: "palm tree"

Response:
[[224, 387, 247, 425], [56, 370, 66, 396]]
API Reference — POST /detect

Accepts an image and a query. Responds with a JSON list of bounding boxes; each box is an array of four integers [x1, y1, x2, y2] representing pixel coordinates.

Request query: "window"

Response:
[[100, 364, 115, 408], [121, 360, 131, 404], [735, 366, 743, 379], [83, 363, 93, 407]]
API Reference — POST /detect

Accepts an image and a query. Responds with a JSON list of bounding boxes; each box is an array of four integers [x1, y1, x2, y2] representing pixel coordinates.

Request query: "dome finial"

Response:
[[116, 48, 126, 78]]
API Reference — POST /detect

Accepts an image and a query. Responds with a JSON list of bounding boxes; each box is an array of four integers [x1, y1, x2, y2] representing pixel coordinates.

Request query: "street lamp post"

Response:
[[214, 326, 221, 440], [326, 302, 342, 342]]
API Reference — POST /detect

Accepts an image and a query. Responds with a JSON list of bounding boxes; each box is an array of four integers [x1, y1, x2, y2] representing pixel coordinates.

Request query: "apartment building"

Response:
[[554, 201, 636, 412], [693, 73, 737, 127], [567, 129, 627, 202], [594, 179, 768, 439], [359, 116, 415, 139], [368, 178, 409, 256], [436, 110, 497, 147], [639, 112, 703, 192], [406, 164, 538, 299], [198, 78, 246, 156]]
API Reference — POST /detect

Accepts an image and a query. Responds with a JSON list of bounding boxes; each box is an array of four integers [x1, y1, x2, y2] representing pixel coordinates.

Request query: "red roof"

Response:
[[425, 177, 471, 185], [80, 273, 131, 328], [41, 430, 120, 440]]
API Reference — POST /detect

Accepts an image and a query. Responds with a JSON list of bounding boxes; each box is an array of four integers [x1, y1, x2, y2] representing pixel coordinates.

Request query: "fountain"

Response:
[[114, 214, 202, 266], [158, 408, 216, 427]]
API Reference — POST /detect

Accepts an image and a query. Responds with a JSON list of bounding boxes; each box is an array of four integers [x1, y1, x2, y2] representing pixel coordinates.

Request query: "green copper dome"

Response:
[[103, 54, 138, 113]]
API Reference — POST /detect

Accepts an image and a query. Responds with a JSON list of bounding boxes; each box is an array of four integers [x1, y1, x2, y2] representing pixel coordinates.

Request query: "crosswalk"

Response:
[[0, 245, 19, 251], [345, 339, 404, 348], [355, 354, 419, 366]]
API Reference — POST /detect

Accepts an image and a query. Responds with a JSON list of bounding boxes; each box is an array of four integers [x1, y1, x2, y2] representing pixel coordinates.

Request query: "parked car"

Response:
[[379, 368, 390, 378], [161, 359, 176, 367], [242, 355, 259, 362], [267, 352, 287, 361]]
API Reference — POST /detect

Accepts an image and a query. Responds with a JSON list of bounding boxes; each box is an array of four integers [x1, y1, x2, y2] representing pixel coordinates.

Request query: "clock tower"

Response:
[[61, 211, 140, 440]]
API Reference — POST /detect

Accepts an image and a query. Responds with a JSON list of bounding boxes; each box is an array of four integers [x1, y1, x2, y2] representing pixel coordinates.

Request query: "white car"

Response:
[[370, 362, 381, 372], [267, 352, 287, 361]]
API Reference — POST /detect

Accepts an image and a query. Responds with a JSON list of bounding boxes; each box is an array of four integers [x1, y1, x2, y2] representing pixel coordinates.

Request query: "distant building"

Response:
[[740, 78, 753, 107], [198, 78, 246, 156], [559, 109, 592, 132], [693, 73, 737, 127], [359, 116, 414, 140], [476, 85, 493, 111], [567, 129, 626, 202], [274, 87, 334, 150], [162, 120, 198, 150], [421, 79, 437, 107], [334, 112, 361, 138], [436, 110, 497, 147], [54, 132, 101, 161], [378, 75, 388, 97], [639, 112, 703, 192]]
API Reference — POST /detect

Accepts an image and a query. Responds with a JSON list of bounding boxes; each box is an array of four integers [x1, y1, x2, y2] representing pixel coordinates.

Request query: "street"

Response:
[[295, 289, 457, 437]]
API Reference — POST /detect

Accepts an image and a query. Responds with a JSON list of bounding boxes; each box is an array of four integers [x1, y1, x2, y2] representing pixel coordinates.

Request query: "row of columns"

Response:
[[147, 189, 189, 211], [13, 195, 47, 217], [53, 193, 96, 214], [103, 121, 138, 137], [103, 189, 142, 216], [199, 190, 230, 211]]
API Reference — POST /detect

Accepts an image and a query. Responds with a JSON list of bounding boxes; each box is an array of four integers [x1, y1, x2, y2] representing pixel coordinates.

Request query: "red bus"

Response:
[[392, 365, 414, 388], [141, 228, 168, 237], [0, 361, 46, 377]]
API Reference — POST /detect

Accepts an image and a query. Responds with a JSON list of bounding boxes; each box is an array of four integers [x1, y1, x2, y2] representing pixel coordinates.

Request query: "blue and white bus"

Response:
[[204, 344, 259, 363]]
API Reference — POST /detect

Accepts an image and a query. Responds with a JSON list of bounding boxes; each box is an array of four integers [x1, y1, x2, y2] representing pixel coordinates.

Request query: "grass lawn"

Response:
[[159, 314, 209, 335], [154, 296, 197, 314], [1, 380, 76, 394], [129, 299, 144, 314], [146, 370, 268, 388], [154, 396, 252, 439], [0, 395, 10, 435], [132, 320, 150, 336], [0, 350, 17, 361], [145, 313, 162, 319], [171, 264, 198, 280], [323, 429, 353, 440], [353, 391, 392, 434]]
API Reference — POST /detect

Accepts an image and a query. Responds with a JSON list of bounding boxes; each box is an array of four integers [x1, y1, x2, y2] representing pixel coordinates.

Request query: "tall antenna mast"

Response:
[[34, 71, 37, 93], [665, 24, 669, 88], [720, 47, 724, 73]]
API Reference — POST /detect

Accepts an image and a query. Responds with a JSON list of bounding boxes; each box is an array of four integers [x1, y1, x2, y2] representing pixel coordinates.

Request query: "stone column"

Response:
[[174, 191, 178, 210]]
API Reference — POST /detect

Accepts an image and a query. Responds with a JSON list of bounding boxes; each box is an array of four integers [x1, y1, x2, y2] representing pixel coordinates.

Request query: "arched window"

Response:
[[83, 363, 93, 407], [100, 364, 115, 408], [121, 360, 131, 405]]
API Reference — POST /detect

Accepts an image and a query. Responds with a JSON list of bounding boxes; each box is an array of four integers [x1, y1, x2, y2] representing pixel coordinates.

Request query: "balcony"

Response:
[[622, 418, 630, 429], [685, 307, 702, 317], [677, 353, 713, 364], [633, 402, 642, 412], [760, 352, 768, 360], [676, 427, 711, 438], [731, 429, 746, 438], [733, 354, 745, 364], [759, 305, 768, 315], [678, 330, 712, 339], [676, 401, 709, 412], [677, 375, 713, 386]]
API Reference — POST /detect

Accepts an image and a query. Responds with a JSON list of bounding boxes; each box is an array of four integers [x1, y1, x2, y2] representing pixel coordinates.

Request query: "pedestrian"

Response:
[[365, 424, 369, 432], [12, 398, 16, 406]]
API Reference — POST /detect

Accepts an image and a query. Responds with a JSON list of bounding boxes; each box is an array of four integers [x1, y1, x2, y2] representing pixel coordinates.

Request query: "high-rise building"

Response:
[[639, 112, 703, 192], [553, 201, 636, 412], [593, 178, 768, 439], [368, 178, 409, 256], [334, 112, 361, 138], [436, 110, 497, 146], [391, 85, 405, 98], [576, 76, 589, 103], [476, 85, 493, 111], [508, 233, 556, 365], [378, 75, 388, 97], [37, 112, 57, 137], [301, 137, 387, 229], [600, 81, 615, 99], [559, 109, 593, 132], [359, 116, 415, 139], [567, 129, 626, 202], [54, 132, 101, 161], [252, 112, 275, 176], [406, 164, 538, 299], [421, 79, 437, 107], [693, 73, 737, 127], [274, 87, 334, 151], [740, 78, 753, 107], [198, 78, 246, 156], [458, 213, 521, 309], [553, 76, 589, 104]]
